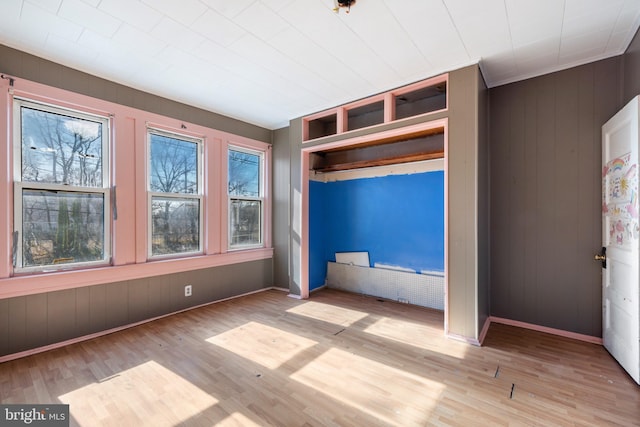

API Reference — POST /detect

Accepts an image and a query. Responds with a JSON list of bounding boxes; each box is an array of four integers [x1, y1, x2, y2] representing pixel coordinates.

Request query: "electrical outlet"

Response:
[[184, 285, 192, 297]]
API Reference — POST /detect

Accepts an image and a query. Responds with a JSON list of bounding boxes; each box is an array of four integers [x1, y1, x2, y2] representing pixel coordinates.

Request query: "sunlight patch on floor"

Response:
[[364, 317, 468, 359], [286, 301, 369, 326], [207, 321, 318, 369], [290, 347, 445, 425], [58, 360, 217, 426], [216, 412, 263, 427]]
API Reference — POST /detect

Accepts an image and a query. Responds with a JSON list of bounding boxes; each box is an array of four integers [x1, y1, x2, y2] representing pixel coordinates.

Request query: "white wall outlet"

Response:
[[184, 285, 192, 297]]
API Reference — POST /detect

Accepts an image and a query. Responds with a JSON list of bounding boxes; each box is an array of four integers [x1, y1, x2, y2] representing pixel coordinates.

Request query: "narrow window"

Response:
[[228, 147, 263, 248], [13, 99, 111, 272], [148, 130, 203, 258]]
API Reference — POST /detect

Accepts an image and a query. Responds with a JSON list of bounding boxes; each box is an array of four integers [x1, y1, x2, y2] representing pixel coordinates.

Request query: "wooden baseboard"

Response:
[[490, 316, 603, 345]]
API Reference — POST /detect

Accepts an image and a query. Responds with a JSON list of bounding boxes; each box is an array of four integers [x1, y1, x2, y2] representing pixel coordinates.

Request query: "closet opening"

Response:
[[299, 119, 449, 332]]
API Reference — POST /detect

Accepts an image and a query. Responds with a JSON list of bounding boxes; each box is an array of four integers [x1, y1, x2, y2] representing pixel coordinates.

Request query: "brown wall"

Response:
[[0, 45, 274, 359], [624, 29, 640, 104], [489, 57, 623, 336]]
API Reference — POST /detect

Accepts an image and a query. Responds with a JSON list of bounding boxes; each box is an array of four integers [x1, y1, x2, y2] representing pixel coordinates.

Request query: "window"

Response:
[[228, 147, 264, 248], [148, 129, 202, 258], [13, 98, 111, 272]]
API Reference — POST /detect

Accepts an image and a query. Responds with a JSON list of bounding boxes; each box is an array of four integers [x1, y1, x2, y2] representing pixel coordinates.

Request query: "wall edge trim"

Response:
[[478, 316, 491, 345], [489, 316, 603, 345]]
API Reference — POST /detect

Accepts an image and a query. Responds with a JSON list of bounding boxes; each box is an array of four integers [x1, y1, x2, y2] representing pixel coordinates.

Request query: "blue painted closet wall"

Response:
[[309, 171, 445, 290]]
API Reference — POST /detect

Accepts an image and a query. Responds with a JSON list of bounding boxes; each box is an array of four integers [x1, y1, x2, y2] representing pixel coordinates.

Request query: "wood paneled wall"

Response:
[[0, 259, 273, 358], [624, 29, 640, 104], [489, 57, 623, 337]]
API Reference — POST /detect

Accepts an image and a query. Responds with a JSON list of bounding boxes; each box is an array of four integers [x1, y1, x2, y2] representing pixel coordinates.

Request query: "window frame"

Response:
[[12, 97, 112, 273], [227, 145, 265, 250], [146, 127, 204, 260]]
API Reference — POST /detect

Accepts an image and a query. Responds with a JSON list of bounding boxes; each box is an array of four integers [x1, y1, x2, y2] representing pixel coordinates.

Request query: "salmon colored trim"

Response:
[[336, 107, 347, 134], [299, 119, 448, 307], [384, 93, 394, 122], [0, 81, 12, 279], [0, 77, 273, 294], [207, 137, 223, 255], [478, 316, 491, 345], [0, 248, 273, 300], [0, 285, 285, 364], [302, 73, 449, 143], [490, 316, 603, 345], [443, 123, 449, 336]]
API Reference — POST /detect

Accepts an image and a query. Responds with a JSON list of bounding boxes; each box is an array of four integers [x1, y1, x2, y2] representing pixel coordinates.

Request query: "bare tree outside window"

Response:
[[149, 132, 201, 256], [17, 105, 108, 269], [22, 107, 103, 187], [228, 149, 262, 246]]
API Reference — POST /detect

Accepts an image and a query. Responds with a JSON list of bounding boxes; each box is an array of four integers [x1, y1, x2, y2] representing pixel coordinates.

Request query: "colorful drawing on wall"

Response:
[[604, 152, 639, 248]]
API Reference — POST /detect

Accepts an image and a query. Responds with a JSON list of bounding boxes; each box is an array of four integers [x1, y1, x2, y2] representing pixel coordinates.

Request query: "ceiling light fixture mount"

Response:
[[333, 0, 356, 14]]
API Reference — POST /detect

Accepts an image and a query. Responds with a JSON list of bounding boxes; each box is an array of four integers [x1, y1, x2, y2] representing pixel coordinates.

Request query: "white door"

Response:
[[601, 96, 640, 384]]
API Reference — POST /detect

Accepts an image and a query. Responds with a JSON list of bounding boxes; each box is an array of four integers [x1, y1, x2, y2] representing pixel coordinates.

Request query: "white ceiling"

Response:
[[1, 0, 639, 129]]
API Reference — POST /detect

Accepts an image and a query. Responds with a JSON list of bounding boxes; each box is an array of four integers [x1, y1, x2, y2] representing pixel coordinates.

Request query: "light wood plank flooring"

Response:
[[0, 288, 638, 426]]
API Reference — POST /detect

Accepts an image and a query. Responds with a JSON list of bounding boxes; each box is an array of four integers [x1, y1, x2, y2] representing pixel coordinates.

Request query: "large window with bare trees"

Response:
[[148, 129, 202, 258], [13, 98, 111, 272], [228, 147, 264, 249]]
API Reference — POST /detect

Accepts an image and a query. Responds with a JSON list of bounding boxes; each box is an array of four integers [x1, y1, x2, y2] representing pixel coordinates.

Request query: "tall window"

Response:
[[13, 98, 111, 272], [148, 129, 202, 257], [228, 147, 263, 248]]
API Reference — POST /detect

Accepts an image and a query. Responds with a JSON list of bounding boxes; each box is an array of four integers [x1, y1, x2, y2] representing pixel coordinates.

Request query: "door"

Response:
[[601, 96, 640, 384]]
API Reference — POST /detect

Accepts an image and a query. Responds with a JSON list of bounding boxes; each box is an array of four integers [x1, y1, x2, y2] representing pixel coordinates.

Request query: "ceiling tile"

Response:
[[234, 2, 290, 41], [26, 0, 63, 14], [505, 0, 564, 47], [22, 1, 83, 42], [200, 0, 256, 18], [140, 0, 208, 26], [340, 0, 431, 80], [58, 0, 122, 38], [112, 24, 167, 57], [191, 9, 246, 47], [444, 0, 512, 56], [150, 18, 206, 53], [98, 0, 163, 33]]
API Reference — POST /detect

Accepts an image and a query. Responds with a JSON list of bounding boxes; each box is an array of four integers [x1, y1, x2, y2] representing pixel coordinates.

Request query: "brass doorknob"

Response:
[[594, 254, 606, 261]]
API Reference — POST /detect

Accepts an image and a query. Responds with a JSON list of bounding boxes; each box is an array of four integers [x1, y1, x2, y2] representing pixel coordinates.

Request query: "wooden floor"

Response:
[[0, 288, 638, 426]]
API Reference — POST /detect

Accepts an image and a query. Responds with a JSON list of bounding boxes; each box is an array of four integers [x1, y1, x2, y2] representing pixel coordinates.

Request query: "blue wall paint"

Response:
[[309, 171, 444, 290]]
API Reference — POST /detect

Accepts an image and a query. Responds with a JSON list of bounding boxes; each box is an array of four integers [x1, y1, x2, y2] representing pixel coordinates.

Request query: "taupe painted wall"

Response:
[[272, 127, 290, 288], [489, 57, 623, 336], [446, 65, 487, 339], [477, 69, 490, 334], [0, 260, 273, 357], [0, 45, 274, 358], [285, 65, 489, 341], [624, 29, 640, 104]]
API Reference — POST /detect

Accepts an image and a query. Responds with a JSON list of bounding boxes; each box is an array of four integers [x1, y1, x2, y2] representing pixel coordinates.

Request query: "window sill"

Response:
[[0, 247, 274, 299]]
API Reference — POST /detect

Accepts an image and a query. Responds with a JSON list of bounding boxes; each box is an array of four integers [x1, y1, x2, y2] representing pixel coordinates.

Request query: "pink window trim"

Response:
[[0, 76, 273, 297]]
